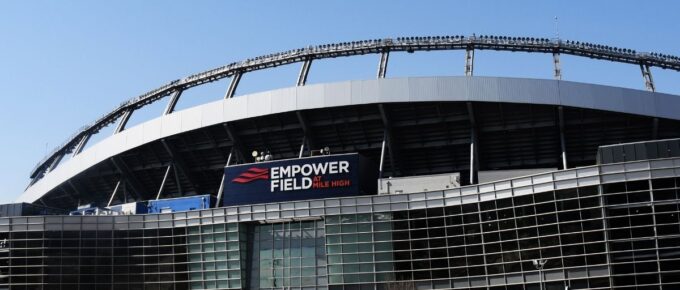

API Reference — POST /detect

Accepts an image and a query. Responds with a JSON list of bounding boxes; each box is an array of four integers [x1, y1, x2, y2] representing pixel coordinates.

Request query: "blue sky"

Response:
[[1, 0, 679, 204]]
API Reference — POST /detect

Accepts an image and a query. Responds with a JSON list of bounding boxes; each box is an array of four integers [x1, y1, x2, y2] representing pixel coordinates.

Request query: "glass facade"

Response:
[[604, 178, 680, 289], [186, 223, 245, 290], [325, 213, 395, 285], [248, 221, 327, 289], [2, 158, 680, 289], [324, 186, 608, 290]]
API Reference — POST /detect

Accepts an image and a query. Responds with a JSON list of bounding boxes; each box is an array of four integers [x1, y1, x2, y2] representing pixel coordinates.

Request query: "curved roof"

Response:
[[29, 35, 680, 180], [19, 76, 680, 204]]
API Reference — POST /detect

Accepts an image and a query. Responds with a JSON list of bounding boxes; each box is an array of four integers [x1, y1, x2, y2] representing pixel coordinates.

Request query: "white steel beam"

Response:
[[107, 180, 121, 207], [163, 90, 183, 115], [377, 50, 390, 79], [465, 47, 475, 76], [224, 72, 242, 99], [72, 134, 91, 157], [467, 102, 478, 184], [155, 164, 173, 200], [114, 109, 133, 134], [215, 149, 234, 208], [553, 52, 562, 80], [640, 63, 656, 92], [558, 106, 568, 169], [297, 58, 313, 86]]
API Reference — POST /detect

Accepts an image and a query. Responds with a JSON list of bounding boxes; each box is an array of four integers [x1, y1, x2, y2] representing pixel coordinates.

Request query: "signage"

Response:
[[223, 153, 377, 206]]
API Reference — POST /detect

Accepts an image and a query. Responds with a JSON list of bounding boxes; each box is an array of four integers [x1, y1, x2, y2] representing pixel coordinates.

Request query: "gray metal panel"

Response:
[[558, 80, 596, 109], [324, 82, 352, 107], [654, 91, 680, 119], [377, 78, 409, 103]]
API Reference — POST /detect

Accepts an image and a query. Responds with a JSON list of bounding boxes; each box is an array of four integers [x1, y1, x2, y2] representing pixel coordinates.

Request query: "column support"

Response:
[[378, 104, 402, 176], [163, 90, 183, 115], [161, 139, 199, 193], [110, 157, 145, 200], [298, 136, 306, 158], [297, 58, 313, 86], [296, 111, 316, 150], [467, 102, 479, 184], [155, 164, 173, 200], [640, 63, 656, 92], [224, 123, 248, 163], [378, 132, 387, 179], [215, 149, 234, 208], [46, 153, 64, 173], [72, 134, 91, 157], [114, 109, 133, 134], [107, 180, 121, 207], [553, 52, 562, 80], [465, 47, 475, 76], [224, 72, 242, 99], [558, 106, 568, 170], [377, 50, 390, 79]]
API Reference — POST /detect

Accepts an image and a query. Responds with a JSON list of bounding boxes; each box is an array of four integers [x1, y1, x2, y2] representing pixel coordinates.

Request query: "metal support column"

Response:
[[25, 176, 41, 190], [640, 63, 656, 92], [46, 153, 64, 173], [378, 132, 387, 179], [296, 111, 316, 150], [224, 123, 248, 163], [215, 149, 234, 207], [558, 106, 568, 170], [224, 72, 242, 99], [161, 139, 199, 192], [173, 162, 183, 196], [114, 109, 134, 134], [377, 50, 390, 79], [378, 104, 402, 176], [298, 136, 306, 158], [72, 134, 91, 157], [155, 164, 172, 200], [110, 156, 145, 200], [552, 52, 562, 80], [467, 102, 479, 184], [297, 58, 313, 86], [465, 47, 475, 76], [107, 180, 121, 207], [652, 117, 659, 139], [163, 90, 183, 115]]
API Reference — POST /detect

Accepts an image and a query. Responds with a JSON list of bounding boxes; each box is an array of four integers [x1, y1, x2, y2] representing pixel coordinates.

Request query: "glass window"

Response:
[[603, 182, 626, 194], [251, 220, 327, 289], [356, 214, 371, 223], [534, 191, 555, 203]]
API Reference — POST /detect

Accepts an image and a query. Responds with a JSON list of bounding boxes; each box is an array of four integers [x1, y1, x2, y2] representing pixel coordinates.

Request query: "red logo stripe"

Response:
[[243, 167, 269, 173], [232, 167, 269, 184], [237, 172, 269, 178]]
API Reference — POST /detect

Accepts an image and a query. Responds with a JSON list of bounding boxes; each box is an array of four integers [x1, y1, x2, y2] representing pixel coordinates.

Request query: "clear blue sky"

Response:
[[1, 1, 679, 204]]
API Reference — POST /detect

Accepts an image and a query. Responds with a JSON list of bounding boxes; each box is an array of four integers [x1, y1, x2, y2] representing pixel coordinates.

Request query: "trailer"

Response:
[[107, 201, 148, 215], [147, 195, 212, 214]]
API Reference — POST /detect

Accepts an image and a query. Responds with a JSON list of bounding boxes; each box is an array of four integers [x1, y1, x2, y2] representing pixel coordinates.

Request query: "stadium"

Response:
[[3, 35, 680, 289]]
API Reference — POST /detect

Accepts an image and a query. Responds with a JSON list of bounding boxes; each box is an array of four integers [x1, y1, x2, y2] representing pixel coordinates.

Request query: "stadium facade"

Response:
[[3, 36, 680, 290]]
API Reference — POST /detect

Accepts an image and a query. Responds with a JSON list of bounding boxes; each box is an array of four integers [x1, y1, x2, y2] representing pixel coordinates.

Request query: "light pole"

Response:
[[533, 259, 547, 290]]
